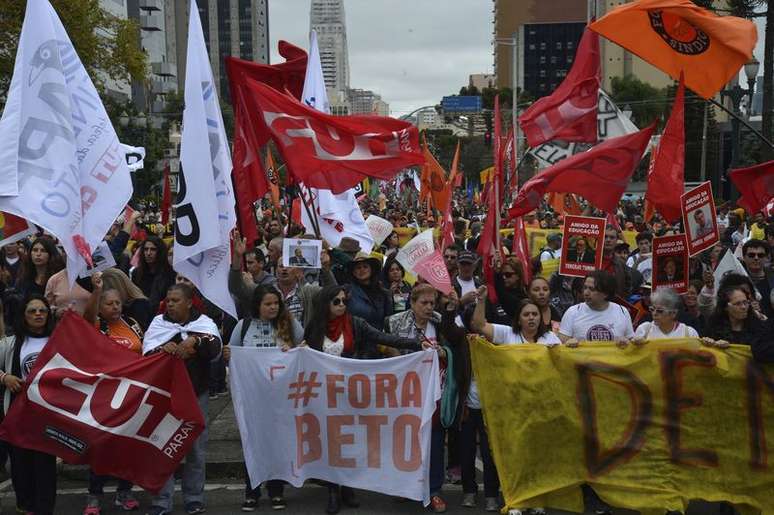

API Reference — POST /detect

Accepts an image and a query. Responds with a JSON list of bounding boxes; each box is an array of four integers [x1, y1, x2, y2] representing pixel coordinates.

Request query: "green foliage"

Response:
[[0, 0, 147, 99], [610, 75, 669, 128]]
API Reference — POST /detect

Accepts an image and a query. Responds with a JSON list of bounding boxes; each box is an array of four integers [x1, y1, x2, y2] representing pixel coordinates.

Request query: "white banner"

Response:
[[229, 347, 440, 504], [175, 0, 236, 318], [299, 30, 374, 254], [396, 229, 435, 273], [365, 215, 394, 247], [120, 143, 146, 172], [0, 0, 132, 282]]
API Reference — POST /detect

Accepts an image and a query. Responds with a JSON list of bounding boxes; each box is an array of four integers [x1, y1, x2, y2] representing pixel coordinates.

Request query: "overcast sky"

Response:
[[268, 1, 494, 117]]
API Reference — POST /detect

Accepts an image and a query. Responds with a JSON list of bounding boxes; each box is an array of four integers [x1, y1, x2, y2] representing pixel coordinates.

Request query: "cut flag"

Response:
[[421, 136, 451, 212], [511, 217, 532, 284], [244, 78, 423, 193], [265, 150, 281, 211], [518, 27, 600, 147], [414, 250, 453, 295], [728, 159, 774, 215], [440, 141, 461, 251], [589, 0, 757, 99], [478, 96, 504, 304], [509, 124, 656, 219], [645, 74, 685, 222], [0, 0, 133, 283], [160, 161, 171, 226]]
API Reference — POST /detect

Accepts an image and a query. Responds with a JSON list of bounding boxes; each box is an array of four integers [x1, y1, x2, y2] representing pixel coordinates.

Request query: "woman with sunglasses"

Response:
[[490, 256, 528, 324], [631, 288, 699, 342], [304, 284, 430, 514], [0, 294, 58, 514]]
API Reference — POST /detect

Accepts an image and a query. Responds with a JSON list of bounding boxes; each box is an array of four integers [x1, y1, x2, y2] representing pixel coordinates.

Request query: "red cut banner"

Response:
[[559, 215, 605, 278], [680, 182, 719, 257], [0, 313, 205, 493], [652, 234, 689, 293]]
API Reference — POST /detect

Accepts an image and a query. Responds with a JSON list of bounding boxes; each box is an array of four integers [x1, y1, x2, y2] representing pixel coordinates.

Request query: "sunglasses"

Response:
[[746, 253, 767, 259], [26, 307, 49, 314], [331, 297, 348, 306]]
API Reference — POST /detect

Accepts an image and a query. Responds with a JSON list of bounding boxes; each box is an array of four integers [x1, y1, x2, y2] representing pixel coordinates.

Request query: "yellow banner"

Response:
[[469, 337, 774, 515]]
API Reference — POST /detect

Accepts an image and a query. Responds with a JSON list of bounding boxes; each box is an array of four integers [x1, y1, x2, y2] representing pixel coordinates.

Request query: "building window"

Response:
[[539, 56, 546, 64], [539, 42, 546, 50], [550, 56, 557, 64], [556, 41, 563, 50], [539, 70, 546, 78], [567, 41, 574, 50], [529, 44, 536, 50]]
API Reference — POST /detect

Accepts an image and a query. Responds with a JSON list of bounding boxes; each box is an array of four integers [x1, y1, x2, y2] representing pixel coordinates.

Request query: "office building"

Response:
[[310, 0, 350, 97]]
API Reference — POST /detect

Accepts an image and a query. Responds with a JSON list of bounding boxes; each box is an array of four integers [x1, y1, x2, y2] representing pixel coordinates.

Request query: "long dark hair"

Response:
[[709, 286, 757, 332], [132, 236, 172, 285], [12, 294, 55, 378], [17, 236, 63, 287], [252, 285, 294, 347], [511, 299, 550, 340], [304, 285, 348, 350], [382, 254, 405, 285]]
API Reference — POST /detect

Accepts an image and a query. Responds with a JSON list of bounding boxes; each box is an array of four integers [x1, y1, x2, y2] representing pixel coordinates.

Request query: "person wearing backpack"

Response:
[[222, 285, 303, 512]]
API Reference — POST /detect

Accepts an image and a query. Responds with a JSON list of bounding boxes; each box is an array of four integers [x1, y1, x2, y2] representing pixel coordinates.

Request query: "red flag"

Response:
[[244, 79, 424, 193], [511, 217, 532, 284], [414, 250, 453, 295], [508, 124, 655, 218], [645, 74, 685, 222], [729, 159, 774, 214], [224, 43, 307, 101], [548, 193, 581, 215], [518, 28, 600, 147], [606, 211, 622, 232], [161, 162, 171, 225], [479, 97, 504, 304], [440, 142, 461, 250], [0, 313, 205, 494], [0, 211, 34, 245]]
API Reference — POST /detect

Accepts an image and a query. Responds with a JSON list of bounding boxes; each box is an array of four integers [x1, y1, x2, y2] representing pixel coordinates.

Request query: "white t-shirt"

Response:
[[467, 324, 560, 409], [559, 303, 634, 341], [19, 336, 48, 379], [456, 276, 477, 297], [635, 257, 653, 283], [633, 321, 699, 340]]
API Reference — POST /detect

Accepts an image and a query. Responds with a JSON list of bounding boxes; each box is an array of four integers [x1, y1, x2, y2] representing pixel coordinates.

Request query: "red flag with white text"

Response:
[[518, 28, 600, 147], [508, 124, 655, 218], [0, 313, 205, 494], [414, 250, 453, 295], [728, 159, 774, 215], [243, 79, 424, 193]]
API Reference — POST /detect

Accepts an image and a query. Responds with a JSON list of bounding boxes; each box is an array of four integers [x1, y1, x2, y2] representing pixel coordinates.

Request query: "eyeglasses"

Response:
[[648, 307, 672, 315], [730, 300, 750, 307], [25, 307, 49, 314], [331, 297, 348, 306], [746, 253, 767, 259]]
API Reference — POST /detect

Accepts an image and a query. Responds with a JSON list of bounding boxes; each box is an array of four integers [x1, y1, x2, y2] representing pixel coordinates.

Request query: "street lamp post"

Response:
[[720, 58, 759, 200]]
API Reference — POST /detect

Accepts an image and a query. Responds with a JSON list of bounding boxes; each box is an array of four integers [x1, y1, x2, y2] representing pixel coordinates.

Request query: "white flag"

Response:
[[175, 0, 236, 318], [300, 30, 374, 254], [120, 143, 146, 172], [0, 0, 132, 283], [230, 347, 440, 504]]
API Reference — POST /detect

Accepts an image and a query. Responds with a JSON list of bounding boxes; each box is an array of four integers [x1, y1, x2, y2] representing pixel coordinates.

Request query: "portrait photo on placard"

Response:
[[282, 238, 322, 269]]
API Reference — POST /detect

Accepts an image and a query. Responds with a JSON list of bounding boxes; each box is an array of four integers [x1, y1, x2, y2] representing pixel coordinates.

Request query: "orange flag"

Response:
[[420, 136, 451, 212], [548, 193, 581, 216], [589, 0, 757, 99], [265, 150, 281, 211], [645, 74, 685, 223]]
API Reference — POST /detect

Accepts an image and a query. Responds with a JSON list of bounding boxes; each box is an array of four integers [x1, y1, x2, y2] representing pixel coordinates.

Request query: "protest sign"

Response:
[[652, 234, 689, 293], [413, 250, 452, 295], [282, 238, 322, 269], [0, 313, 204, 493], [559, 215, 605, 277], [365, 215, 394, 247], [229, 347, 440, 504], [396, 229, 435, 274], [681, 182, 719, 257], [78, 241, 117, 278], [469, 335, 774, 514]]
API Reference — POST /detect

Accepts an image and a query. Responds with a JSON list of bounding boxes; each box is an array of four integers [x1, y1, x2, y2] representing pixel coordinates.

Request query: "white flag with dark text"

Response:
[[0, 0, 132, 282], [176, 0, 236, 317]]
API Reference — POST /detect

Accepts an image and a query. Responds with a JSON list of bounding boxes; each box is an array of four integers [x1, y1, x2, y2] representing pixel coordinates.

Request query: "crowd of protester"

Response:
[[0, 189, 771, 515]]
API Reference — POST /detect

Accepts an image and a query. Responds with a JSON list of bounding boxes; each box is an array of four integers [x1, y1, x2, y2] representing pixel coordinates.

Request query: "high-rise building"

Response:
[[469, 73, 495, 91], [310, 0, 350, 97], [169, 0, 270, 100], [347, 88, 389, 116], [98, 0, 133, 101]]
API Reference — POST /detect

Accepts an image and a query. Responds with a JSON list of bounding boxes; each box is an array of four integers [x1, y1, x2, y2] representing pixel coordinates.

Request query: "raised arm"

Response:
[[471, 286, 495, 342]]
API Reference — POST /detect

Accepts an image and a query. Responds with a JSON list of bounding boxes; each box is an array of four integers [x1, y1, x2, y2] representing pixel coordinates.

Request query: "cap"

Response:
[[547, 233, 562, 243], [458, 250, 478, 264]]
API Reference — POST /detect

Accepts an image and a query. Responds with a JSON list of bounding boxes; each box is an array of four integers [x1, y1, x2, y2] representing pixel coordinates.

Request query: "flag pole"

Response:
[[298, 184, 322, 238]]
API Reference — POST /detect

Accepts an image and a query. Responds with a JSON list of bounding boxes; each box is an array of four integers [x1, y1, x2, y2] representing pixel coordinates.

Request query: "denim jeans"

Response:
[[88, 469, 132, 495], [429, 425, 445, 495], [151, 393, 209, 511], [460, 408, 499, 498]]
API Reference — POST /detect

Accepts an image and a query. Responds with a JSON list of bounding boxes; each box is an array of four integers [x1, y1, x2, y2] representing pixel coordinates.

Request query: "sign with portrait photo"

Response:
[[652, 234, 689, 293], [282, 238, 322, 269], [559, 215, 605, 278], [681, 182, 719, 257]]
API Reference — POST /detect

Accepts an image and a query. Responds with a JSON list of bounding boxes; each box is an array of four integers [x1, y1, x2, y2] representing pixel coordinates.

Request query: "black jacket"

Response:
[[306, 315, 419, 358]]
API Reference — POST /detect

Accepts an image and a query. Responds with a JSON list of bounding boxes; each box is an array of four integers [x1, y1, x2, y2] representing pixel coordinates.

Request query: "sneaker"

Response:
[[145, 508, 169, 515], [460, 493, 476, 508], [185, 501, 206, 514], [209, 391, 219, 400], [115, 490, 140, 511], [428, 495, 447, 513], [484, 497, 500, 512], [270, 497, 286, 510], [241, 497, 258, 512], [83, 495, 101, 515]]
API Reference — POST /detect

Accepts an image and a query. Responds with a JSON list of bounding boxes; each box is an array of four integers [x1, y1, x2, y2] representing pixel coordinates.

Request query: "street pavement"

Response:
[[0, 393, 728, 514]]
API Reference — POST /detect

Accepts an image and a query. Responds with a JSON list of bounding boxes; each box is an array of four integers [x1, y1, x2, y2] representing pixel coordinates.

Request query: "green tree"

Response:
[[0, 0, 147, 101], [610, 75, 669, 128]]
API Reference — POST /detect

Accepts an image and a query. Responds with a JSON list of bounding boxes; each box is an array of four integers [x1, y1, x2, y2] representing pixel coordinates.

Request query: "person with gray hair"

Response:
[[632, 288, 699, 341]]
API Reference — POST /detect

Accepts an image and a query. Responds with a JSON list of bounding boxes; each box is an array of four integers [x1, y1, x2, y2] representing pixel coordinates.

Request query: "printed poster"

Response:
[[652, 234, 689, 293], [559, 215, 605, 278], [681, 182, 719, 257]]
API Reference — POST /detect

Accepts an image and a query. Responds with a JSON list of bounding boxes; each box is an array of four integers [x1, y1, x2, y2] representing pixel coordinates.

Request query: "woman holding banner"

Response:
[[631, 289, 699, 341], [703, 286, 767, 348], [527, 277, 562, 333], [0, 294, 58, 515], [304, 284, 429, 514]]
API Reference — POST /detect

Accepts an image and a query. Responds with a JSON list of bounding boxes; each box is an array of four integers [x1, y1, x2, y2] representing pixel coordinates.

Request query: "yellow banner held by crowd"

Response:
[[469, 336, 774, 515]]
